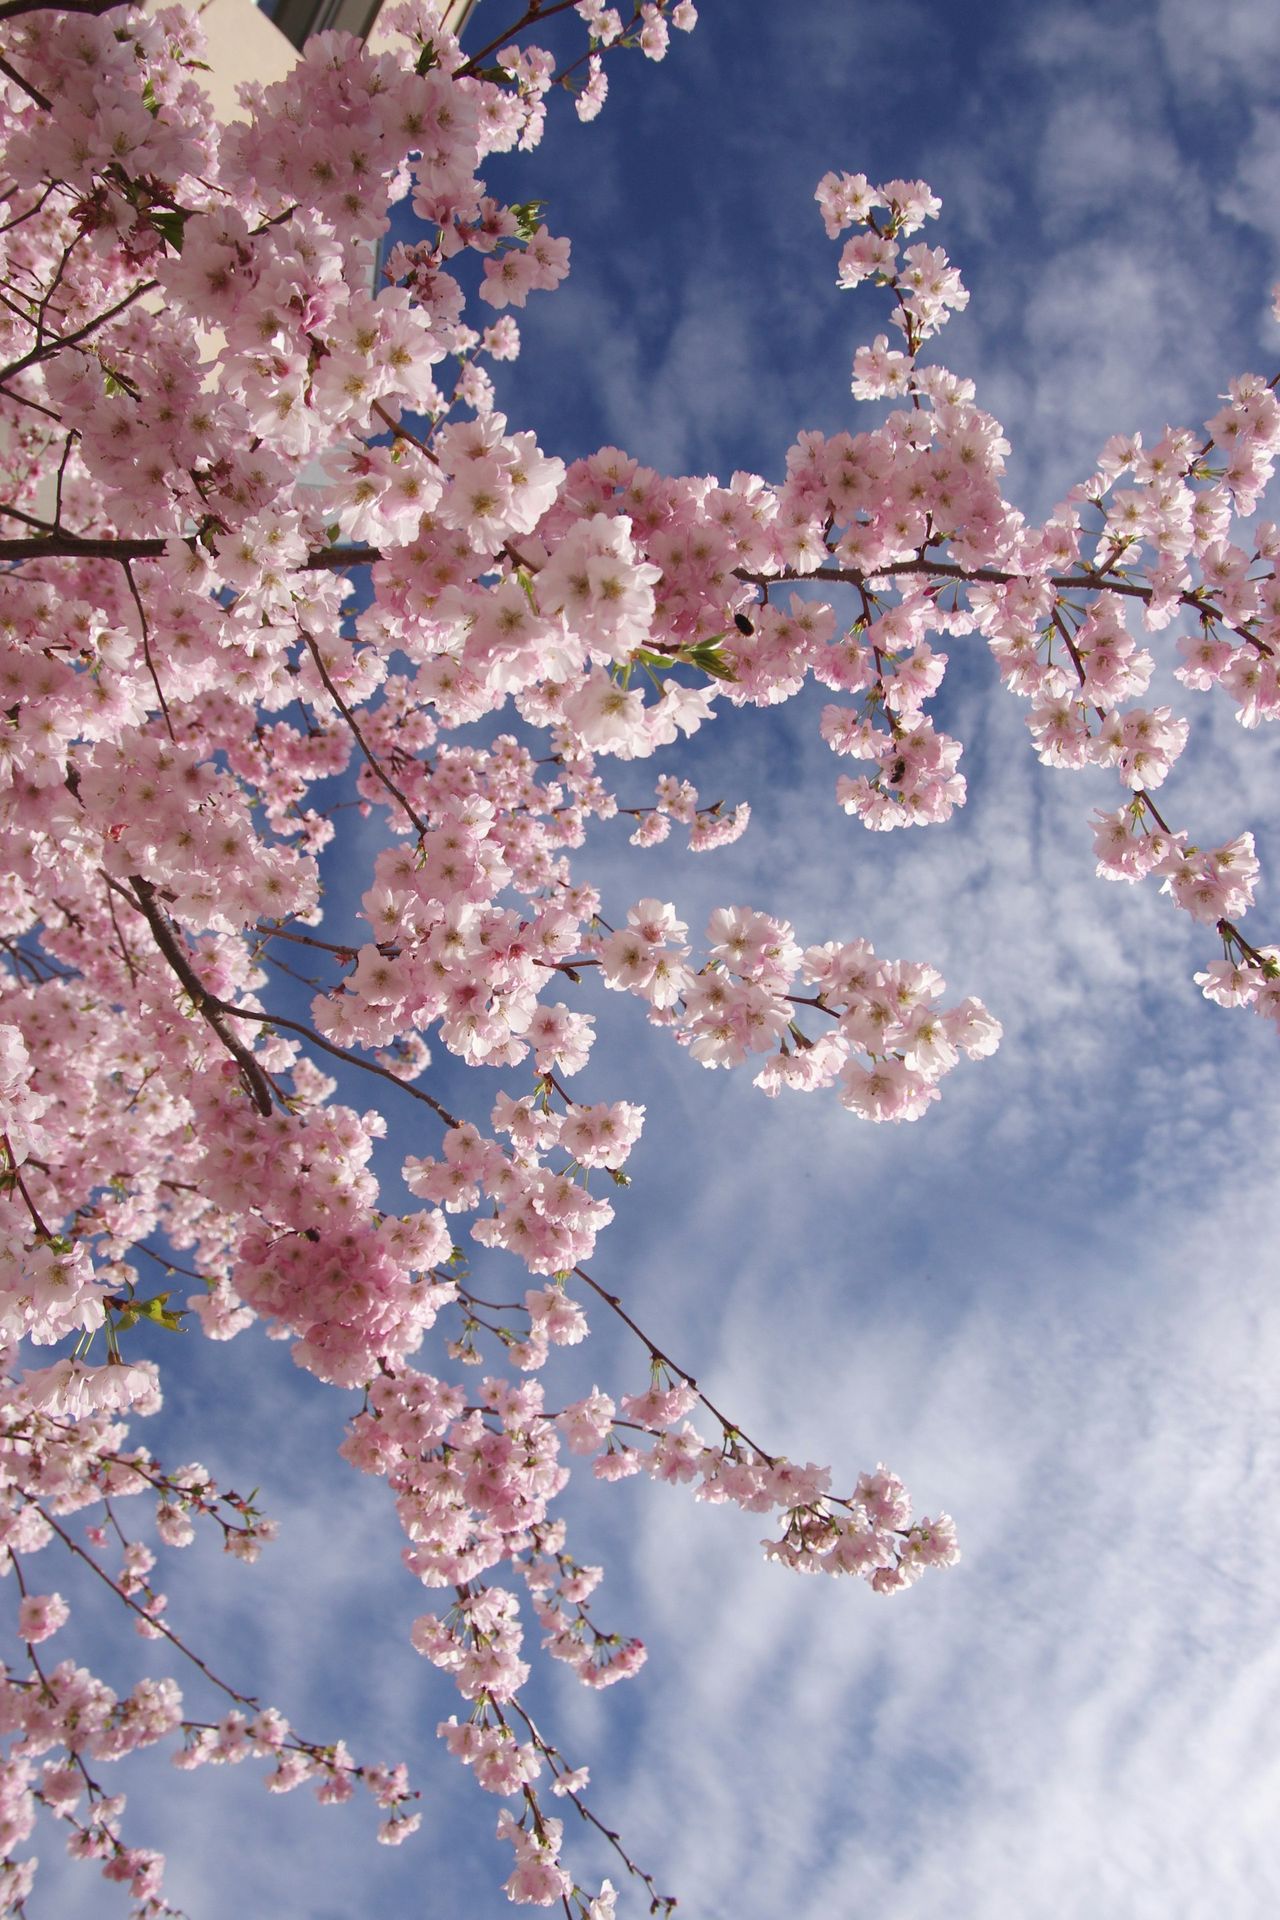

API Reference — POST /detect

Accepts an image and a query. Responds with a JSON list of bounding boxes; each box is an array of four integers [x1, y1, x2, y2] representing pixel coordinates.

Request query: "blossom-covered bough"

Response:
[[0, 0, 1276, 1909]]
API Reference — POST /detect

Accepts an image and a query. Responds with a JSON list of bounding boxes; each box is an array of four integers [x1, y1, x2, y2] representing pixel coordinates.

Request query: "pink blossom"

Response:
[[18, 1593, 70, 1644]]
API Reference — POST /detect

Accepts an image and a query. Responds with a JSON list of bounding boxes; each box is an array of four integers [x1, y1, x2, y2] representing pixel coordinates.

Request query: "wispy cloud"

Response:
[[587, 1115, 1280, 1919]]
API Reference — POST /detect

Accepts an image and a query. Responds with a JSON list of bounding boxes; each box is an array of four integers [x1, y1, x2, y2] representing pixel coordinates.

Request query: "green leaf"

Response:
[[630, 641, 738, 684], [150, 209, 187, 253], [681, 641, 738, 683], [510, 200, 547, 241], [121, 1292, 189, 1334]]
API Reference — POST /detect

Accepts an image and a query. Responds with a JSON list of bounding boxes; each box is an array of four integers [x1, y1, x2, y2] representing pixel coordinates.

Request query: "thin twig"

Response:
[[572, 1265, 776, 1464], [1, 1130, 52, 1238], [0, 278, 155, 384], [31, 1501, 265, 1705], [124, 559, 175, 740], [302, 630, 429, 835]]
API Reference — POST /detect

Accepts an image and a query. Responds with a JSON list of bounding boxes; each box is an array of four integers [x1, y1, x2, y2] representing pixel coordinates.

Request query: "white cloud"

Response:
[[1217, 112, 1280, 276], [586, 1121, 1280, 1919], [1156, 0, 1280, 104]]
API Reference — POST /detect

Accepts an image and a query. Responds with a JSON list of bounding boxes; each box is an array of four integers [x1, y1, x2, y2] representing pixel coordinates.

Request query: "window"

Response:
[[259, 0, 383, 52]]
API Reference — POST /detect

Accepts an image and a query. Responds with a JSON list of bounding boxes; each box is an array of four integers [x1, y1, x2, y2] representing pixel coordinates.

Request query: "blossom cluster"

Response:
[[0, 0, 1275, 1911], [0, 1398, 416, 1910]]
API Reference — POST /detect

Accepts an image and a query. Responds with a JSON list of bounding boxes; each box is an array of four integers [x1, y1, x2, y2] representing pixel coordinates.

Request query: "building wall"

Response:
[[187, 0, 298, 119], [148, 0, 481, 122], [2, 1, 483, 515]]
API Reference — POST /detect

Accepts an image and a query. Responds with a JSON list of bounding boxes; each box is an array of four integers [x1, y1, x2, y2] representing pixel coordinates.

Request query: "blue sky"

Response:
[[31, 1, 1280, 1914]]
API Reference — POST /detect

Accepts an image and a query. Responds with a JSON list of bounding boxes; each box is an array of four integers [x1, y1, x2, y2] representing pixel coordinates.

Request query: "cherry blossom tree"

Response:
[[0, 0, 1276, 1912]]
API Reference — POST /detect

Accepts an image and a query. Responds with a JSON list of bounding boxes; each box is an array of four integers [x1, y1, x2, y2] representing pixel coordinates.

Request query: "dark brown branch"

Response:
[[572, 1264, 777, 1465], [120, 876, 275, 1117], [31, 1502, 259, 1707], [0, 380, 60, 420], [254, 923, 358, 959], [0, 278, 154, 384], [1, 1130, 52, 1239], [500, 1695, 678, 1916], [124, 559, 175, 740], [456, 0, 583, 74], [0, 179, 54, 235], [0, 533, 379, 567], [0, 52, 51, 112], [740, 557, 1275, 658], [0, 0, 116, 19], [102, 878, 140, 987], [302, 630, 429, 835], [203, 996, 463, 1131], [0, 500, 56, 532], [1139, 791, 1173, 835], [51, 426, 74, 526]]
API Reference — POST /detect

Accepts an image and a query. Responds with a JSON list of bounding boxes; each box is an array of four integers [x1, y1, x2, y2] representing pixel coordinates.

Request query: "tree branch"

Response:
[[301, 631, 429, 835], [119, 876, 276, 1117], [0, 51, 51, 112], [203, 996, 464, 1131], [0, 533, 379, 568], [0, 0, 116, 20]]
